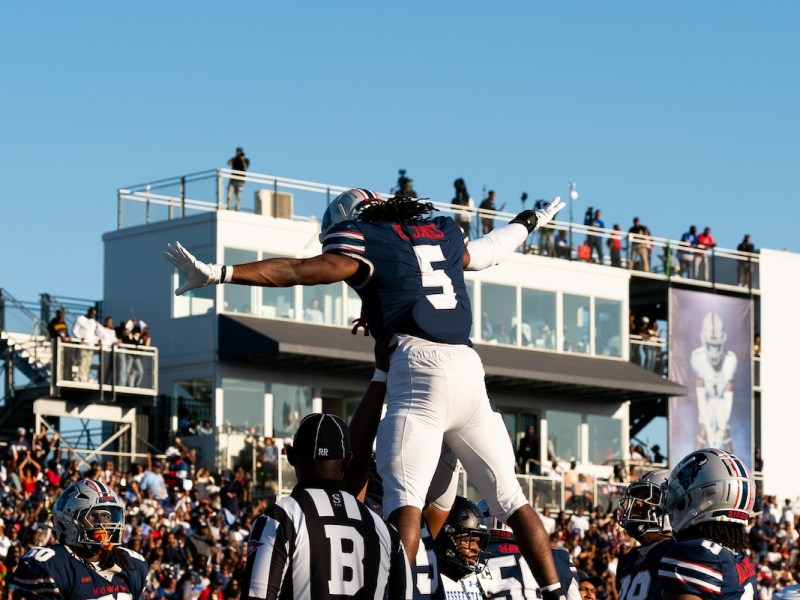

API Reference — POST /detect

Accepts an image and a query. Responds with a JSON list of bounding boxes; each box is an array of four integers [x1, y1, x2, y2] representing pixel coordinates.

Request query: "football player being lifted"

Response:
[[15, 479, 148, 600], [691, 312, 737, 451], [615, 469, 675, 600], [657, 448, 757, 600]]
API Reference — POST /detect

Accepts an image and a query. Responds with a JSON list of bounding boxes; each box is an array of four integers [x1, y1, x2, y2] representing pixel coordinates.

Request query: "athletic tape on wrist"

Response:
[[371, 368, 388, 383], [542, 583, 562, 593], [221, 265, 233, 283]]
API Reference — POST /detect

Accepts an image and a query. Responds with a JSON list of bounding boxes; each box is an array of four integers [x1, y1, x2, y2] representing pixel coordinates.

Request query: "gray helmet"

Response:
[[319, 188, 383, 243], [617, 469, 671, 537], [661, 449, 755, 533], [52, 479, 125, 552]]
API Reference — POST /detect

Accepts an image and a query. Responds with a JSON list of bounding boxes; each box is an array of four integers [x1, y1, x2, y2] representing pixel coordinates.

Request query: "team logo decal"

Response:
[[677, 453, 708, 490]]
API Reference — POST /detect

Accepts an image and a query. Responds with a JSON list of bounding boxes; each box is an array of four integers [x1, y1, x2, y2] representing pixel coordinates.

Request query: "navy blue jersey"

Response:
[[15, 544, 148, 600], [322, 217, 472, 344], [413, 522, 445, 600], [658, 538, 756, 600], [476, 532, 579, 599], [616, 539, 675, 600]]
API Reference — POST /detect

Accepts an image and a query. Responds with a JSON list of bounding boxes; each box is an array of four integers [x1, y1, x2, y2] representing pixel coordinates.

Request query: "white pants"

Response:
[[376, 335, 527, 522]]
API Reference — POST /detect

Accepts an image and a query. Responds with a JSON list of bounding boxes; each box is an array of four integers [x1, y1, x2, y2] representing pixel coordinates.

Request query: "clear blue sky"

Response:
[[2, 2, 798, 303]]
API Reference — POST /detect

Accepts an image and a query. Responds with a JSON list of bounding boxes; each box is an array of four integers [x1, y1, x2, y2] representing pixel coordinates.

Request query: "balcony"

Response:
[[117, 169, 760, 294], [52, 341, 158, 399]]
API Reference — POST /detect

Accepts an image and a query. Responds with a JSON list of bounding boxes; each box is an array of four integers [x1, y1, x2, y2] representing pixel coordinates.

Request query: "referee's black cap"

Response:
[[292, 413, 351, 460]]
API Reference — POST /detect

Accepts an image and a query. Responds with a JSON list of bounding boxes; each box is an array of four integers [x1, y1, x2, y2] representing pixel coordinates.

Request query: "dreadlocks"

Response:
[[677, 521, 748, 551], [358, 195, 436, 225]]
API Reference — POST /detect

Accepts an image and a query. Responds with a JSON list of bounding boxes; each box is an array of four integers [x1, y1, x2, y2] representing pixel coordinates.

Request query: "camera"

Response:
[[584, 206, 595, 226]]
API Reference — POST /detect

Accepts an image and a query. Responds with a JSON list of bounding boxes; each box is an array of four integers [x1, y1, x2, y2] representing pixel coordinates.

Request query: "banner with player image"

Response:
[[668, 289, 752, 469]]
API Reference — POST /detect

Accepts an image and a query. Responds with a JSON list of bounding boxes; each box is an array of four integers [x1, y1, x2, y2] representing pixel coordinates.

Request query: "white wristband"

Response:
[[221, 264, 233, 283], [371, 368, 387, 383]]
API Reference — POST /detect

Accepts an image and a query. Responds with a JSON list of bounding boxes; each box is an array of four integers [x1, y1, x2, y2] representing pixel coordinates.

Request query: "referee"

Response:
[[243, 413, 412, 600]]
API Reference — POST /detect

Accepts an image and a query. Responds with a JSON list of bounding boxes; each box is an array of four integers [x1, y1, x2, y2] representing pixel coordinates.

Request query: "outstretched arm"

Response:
[[464, 196, 565, 270], [345, 331, 397, 500], [164, 241, 360, 295]]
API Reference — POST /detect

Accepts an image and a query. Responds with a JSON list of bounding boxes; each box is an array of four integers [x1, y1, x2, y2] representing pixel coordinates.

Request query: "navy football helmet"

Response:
[[435, 496, 489, 577]]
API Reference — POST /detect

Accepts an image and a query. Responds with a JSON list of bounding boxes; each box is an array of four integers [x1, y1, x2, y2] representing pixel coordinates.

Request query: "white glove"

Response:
[[509, 196, 566, 233], [533, 196, 566, 230], [164, 241, 225, 296]]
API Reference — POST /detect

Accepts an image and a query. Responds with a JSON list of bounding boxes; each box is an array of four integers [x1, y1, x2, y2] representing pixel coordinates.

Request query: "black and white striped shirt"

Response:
[[243, 480, 412, 600]]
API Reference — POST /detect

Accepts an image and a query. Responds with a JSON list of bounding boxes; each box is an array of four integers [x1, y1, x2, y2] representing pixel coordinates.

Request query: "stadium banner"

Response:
[[668, 288, 752, 469]]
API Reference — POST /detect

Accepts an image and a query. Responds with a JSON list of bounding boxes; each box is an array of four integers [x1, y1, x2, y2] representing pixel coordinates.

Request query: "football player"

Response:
[[14, 479, 148, 600], [658, 448, 757, 600], [475, 499, 581, 600], [165, 189, 567, 599], [691, 312, 737, 451], [434, 496, 490, 599], [615, 469, 675, 600]]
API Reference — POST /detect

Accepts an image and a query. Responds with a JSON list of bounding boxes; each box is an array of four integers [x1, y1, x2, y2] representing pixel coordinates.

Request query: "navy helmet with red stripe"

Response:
[[660, 448, 755, 533], [52, 479, 125, 553], [319, 188, 383, 243]]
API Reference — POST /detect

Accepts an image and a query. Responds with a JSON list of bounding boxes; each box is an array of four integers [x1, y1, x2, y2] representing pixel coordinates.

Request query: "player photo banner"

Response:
[[668, 289, 752, 469]]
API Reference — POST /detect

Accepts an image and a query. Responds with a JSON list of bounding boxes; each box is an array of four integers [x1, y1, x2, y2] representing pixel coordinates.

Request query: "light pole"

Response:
[[568, 181, 578, 257]]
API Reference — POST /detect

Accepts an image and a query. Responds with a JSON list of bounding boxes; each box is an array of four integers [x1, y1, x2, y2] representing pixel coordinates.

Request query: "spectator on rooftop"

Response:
[[695, 226, 716, 281], [628, 217, 651, 272], [586, 209, 605, 264], [738, 233, 756, 287], [678, 225, 698, 278]]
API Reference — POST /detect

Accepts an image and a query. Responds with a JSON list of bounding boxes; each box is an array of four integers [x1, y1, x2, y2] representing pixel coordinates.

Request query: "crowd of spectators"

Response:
[[46, 306, 154, 387], [393, 172, 757, 286], [0, 423, 792, 599], [0, 427, 259, 600]]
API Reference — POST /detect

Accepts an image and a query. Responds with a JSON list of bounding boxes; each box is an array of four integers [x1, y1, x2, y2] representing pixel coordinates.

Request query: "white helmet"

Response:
[[661, 448, 755, 534], [52, 479, 125, 552], [319, 188, 383, 242], [700, 312, 727, 368], [617, 469, 671, 537]]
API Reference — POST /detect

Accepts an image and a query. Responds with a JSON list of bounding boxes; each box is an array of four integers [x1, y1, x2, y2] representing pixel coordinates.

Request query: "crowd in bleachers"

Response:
[[0, 424, 792, 599]]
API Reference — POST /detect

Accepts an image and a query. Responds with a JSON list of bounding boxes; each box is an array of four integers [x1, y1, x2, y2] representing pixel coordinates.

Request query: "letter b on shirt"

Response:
[[325, 524, 365, 595]]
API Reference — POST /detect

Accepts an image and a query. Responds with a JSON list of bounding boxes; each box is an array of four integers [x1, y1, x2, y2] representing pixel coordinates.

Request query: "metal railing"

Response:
[[117, 169, 761, 292], [52, 340, 158, 398]]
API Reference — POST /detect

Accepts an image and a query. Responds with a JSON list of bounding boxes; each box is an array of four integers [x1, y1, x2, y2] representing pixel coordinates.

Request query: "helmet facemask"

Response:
[[618, 469, 671, 537]]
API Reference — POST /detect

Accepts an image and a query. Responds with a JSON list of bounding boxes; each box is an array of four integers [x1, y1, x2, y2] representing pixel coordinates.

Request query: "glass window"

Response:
[[547, 410, 581, 462], [224, 248, 258, 315], [464, 280, 475, 339], [174, 379, 213, 433], [344, 286, 362, 327], [595, 299, 622, 357], [222, 378, 265, 435], [522, 288, 556, 349], [172, 246, 214, 317], [482, 283, 516, 345], [563, 294, 590, 354], [302, 284, 343, 325], [587, 414, 622, 465], [260, 253, 295, 319], [272, 383, 313, 439]]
